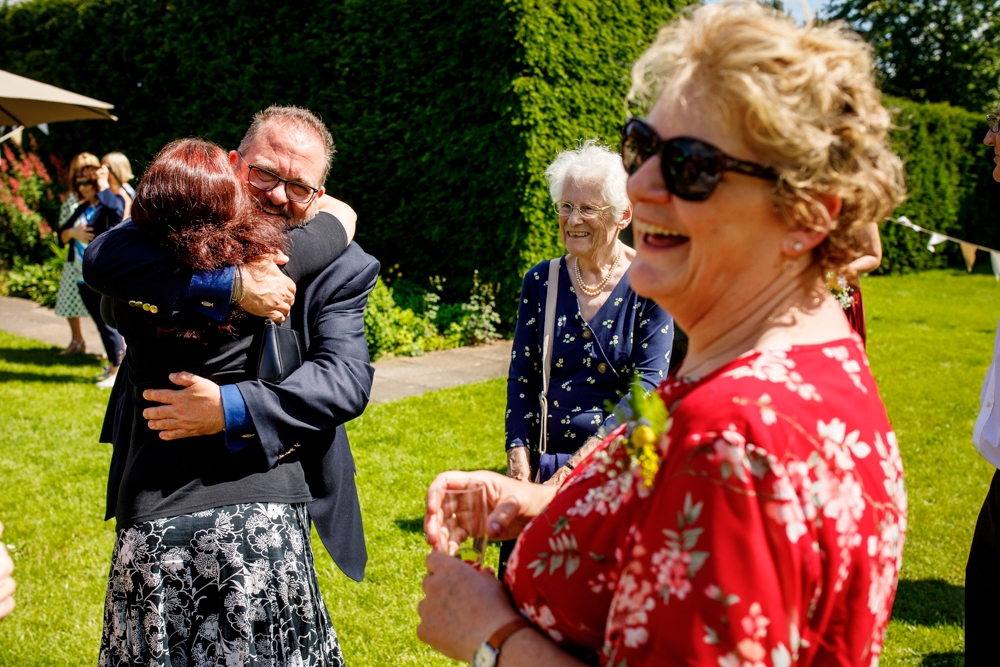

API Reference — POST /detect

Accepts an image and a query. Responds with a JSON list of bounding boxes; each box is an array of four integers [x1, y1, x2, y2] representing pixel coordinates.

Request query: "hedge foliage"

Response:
[[881, 96, 1000, 274], [0, 0, 693, 321]]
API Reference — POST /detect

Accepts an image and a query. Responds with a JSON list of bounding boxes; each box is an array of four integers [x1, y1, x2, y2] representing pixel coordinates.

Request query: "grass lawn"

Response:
[[0, 268, 996, 666]]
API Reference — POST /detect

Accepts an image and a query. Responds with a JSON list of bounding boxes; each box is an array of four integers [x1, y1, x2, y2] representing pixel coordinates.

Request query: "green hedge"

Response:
[[881, 96, 1000, 274], [0, 0, 693, 321]]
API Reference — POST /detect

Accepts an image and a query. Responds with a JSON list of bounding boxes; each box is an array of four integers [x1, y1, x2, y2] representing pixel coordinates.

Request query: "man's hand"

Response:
[[506, 447, 531, 482], [0, 522, 15, 621], [240, 252, 296, 323], [142, 372, 225, 440], [541, 435, 602, 488]]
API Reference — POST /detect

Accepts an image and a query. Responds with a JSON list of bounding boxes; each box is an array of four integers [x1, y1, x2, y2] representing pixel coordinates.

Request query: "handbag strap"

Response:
[[538, 257, 561, 455]]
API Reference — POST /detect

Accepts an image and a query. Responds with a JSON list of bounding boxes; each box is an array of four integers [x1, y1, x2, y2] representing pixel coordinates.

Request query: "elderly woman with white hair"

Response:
[[419, 3, 906, 666], [504, 141, 674, 493]]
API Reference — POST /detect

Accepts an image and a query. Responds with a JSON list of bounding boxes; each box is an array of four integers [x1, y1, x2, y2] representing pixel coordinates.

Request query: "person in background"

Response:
[[500, 141, 674, 578], [53, 152, 100, 356], [0, 521, 13, 621], [418, 3, 907, 665], [965, 107, 1000, 665], [831, 221, 882, 344], [505, 141, 674, 486], [101, 151, 135, 219], [58, 162, 125, 387]]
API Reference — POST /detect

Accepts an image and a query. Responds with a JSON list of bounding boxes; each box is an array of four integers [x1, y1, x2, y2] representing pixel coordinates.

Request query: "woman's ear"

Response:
[[783, 226, 827, 256], [820, 194, 843, 225], [618, 205, 633, 231]]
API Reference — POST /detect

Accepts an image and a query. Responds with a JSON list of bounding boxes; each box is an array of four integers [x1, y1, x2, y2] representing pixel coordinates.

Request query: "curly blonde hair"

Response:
[[628, 1, 906, 270]]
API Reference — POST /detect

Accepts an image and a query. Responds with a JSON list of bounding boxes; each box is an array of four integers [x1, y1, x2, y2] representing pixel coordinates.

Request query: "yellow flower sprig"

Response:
[[609, 375, 668, 489]]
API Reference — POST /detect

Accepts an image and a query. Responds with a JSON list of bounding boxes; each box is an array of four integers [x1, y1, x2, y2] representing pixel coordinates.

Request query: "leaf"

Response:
[[688, 551, 709, 576], [589, 552, 606, 562], [565, 554, 580, 578], [549, 553, 565, 574], [724, 593, 741, 607], [552, 515, 569, 535], [682, 527, 704, 550], [687, 499, 703, 525], [663, 529, 680, 541], [703, 625, 719, 645]]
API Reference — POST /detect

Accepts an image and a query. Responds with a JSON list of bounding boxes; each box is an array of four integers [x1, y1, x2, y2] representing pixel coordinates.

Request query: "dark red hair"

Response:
[[132, 138, 285, 271]]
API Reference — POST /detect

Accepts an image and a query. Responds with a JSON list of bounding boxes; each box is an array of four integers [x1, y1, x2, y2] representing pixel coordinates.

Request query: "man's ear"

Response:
[[317, 186, 326, 200], [228, 150, 240, 169]]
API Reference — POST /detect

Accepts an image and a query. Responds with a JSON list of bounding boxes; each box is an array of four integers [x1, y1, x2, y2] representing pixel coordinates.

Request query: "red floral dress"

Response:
[[505, 338, 907, 667]]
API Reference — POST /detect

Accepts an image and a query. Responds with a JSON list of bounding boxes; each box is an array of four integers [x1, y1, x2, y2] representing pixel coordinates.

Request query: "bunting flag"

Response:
[[890, 217, 1000, 279], [958, 241, 976, 273], [927, 233, 948, 252], [960, 242, 978, 272]]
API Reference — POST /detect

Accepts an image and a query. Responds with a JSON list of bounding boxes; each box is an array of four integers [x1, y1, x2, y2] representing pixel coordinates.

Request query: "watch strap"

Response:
[[487, 617, 531, 652]]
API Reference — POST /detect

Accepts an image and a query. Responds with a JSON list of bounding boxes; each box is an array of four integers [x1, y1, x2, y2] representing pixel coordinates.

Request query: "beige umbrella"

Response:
[[0, 69, 116, 143]]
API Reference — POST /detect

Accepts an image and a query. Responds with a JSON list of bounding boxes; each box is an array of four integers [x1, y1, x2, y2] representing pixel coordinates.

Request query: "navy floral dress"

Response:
[[506, 257, 674, 468]]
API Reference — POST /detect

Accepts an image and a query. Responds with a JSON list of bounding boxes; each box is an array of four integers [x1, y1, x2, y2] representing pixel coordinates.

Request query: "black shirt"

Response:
[[112, 212, 348, 526]]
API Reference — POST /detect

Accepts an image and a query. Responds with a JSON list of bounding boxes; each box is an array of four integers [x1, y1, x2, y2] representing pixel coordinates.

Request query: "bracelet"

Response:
[[231, 266, 245, 304], [565, 461, 575, 470]]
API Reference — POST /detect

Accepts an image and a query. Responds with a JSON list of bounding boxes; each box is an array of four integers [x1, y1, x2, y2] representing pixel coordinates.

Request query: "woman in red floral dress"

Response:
[[417, 4, 908, 666]]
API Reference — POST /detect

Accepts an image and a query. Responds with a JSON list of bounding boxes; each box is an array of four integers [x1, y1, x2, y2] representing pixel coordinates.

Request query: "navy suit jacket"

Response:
[[84, 221, 378, 582]]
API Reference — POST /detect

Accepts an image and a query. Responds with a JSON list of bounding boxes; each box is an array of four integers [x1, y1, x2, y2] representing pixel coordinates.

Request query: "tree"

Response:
[[827, 0, 1000, 112]]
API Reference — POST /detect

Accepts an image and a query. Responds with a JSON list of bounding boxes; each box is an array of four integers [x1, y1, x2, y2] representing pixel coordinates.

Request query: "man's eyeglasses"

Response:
[[236, 152, 320, 204], [553, 201, 611, 219], [988, 114, 1000, 133], [620, 117, 778, 201], [75, 179, 95, 187]]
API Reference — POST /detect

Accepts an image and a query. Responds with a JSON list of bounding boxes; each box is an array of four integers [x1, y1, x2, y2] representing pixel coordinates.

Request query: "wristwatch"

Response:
[[471, 617, 531, 667]]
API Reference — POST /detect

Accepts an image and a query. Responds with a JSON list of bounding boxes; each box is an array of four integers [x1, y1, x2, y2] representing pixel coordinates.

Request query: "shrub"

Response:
[[0, 136, 58, 270], [880, 96, 1000, 274], [0, 0, 694, 324]]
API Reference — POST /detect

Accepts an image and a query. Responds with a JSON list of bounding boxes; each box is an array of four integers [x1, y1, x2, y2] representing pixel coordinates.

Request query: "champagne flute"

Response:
[[439, 484, 488, 568]]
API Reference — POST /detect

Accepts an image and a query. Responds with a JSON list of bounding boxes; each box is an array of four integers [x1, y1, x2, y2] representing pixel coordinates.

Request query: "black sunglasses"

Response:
[[621, 117, 778, 201], [75, 179, 95, 187]]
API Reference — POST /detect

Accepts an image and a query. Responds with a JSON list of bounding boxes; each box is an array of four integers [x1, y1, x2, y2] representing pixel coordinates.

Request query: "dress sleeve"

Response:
[[505, 267, 544, 450], [603, 415, 807, 667], [630, 298, 674, 392]]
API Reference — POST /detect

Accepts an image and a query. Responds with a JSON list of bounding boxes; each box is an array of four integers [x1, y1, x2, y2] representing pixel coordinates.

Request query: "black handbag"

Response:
[[257, 318, 304, 383]]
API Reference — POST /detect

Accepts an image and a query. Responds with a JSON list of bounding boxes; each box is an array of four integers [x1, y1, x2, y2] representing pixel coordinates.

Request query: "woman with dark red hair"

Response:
[[97, 138, 349, 667]]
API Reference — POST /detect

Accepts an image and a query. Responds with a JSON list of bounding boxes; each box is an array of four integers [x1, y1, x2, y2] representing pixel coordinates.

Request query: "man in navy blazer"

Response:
[[83, 106, 377, 583]]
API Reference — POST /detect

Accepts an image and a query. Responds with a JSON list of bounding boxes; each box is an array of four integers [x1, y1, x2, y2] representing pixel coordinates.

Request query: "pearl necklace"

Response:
[[574, 246, 622, 297]]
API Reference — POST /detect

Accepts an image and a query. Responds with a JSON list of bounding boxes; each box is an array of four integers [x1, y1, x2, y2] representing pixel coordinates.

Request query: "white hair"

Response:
[[544, 140, 630, 218]]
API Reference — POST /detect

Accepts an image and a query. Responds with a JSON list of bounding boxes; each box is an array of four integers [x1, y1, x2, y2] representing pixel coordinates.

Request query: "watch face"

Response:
[[472, 643, 498, 667]]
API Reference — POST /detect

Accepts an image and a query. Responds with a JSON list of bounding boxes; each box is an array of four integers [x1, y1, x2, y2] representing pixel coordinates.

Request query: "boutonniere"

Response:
[[609, 375, 669, 489], [826, 272, 853, 310]]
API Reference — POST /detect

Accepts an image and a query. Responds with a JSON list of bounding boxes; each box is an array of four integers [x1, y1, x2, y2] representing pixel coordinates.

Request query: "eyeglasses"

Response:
[[236, 152, 320, 204], [553, 201, 612, 219], [75, 179, 95, 187], [621, 117, 778, 201], [987, 114, 1000, 133]]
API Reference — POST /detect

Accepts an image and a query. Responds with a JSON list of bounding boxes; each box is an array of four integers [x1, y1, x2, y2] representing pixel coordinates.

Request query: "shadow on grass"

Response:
[[920, 652, 963, 666], [395, 517, 424, 534], [0, 346, 100, 384], [892, 579, 964, 626]]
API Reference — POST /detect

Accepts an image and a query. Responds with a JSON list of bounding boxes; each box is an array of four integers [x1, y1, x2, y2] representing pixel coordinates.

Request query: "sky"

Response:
[[706, 0, 830, 24]]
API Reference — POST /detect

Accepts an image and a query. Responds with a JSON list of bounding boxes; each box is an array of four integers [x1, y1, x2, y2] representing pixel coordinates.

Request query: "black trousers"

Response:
[[966, 468, 1000, 664], [78, 282, 125, 366]]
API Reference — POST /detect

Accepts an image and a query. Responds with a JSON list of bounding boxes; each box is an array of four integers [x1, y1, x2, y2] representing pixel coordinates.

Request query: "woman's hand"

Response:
[[506, 446, 531, 482], [62, 225, 94, 244], [425, 470, 556, 547], [417, 550, 521, 661], [0, 522, 15, 621], [95, 165, 111, 191]]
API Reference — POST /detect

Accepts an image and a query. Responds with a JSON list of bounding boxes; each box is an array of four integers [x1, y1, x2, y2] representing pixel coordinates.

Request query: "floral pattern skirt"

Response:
[[99, 503, 344, 667]]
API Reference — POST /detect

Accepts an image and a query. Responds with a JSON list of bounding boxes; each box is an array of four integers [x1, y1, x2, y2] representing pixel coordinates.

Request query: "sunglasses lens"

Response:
[[662, 139, 723, 201], [622, 119, 657, 176]]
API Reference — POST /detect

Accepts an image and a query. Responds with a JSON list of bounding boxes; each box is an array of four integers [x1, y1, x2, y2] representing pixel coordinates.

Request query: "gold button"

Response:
[[142, 303, 151, 311], [149, 305, 159, 314], [598, 362, 608, 374], [582, 328, 593, 339], [128, 300, 137, 307], [201, 301, 213, 308]]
